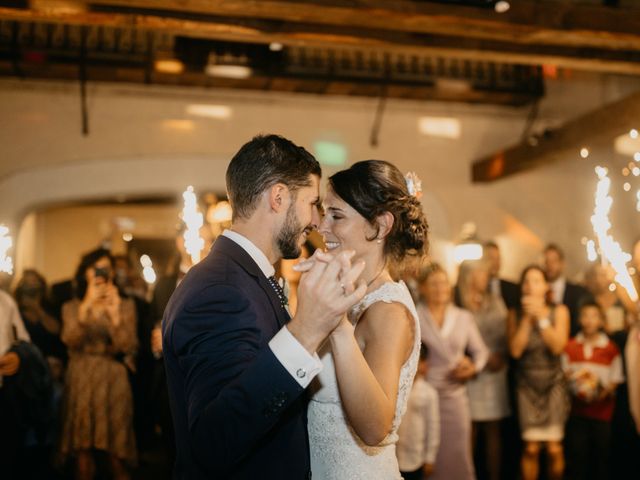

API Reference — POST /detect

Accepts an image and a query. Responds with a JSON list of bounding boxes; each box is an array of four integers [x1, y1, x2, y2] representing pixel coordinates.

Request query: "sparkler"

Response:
[[0, 225, 13, 274], [590, 167, 638, 301], [181, 186, 205, 265]]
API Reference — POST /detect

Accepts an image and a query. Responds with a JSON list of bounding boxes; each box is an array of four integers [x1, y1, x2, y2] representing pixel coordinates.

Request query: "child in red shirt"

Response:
[[562, 301, 624, 480]]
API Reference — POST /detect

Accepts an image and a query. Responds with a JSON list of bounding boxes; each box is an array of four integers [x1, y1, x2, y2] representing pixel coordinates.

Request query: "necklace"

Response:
[[366, 265, 387, 289]]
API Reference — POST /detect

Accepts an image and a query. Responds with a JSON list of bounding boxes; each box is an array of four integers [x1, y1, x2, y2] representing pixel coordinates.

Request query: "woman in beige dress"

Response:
[[60, 249, 138, 480]]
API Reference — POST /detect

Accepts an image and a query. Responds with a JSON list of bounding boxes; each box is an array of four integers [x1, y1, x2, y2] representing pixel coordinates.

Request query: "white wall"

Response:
[[15, 204, 180, 284], [1, 73, 639, 282]]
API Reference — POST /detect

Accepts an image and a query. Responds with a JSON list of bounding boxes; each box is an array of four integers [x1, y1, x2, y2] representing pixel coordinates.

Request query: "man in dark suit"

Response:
[[147, 228, 213, 466], [543, 243, 589, 336], [162, 134, 366, 479], [483, 241, 520, 310], [482, 240, 521, 480]]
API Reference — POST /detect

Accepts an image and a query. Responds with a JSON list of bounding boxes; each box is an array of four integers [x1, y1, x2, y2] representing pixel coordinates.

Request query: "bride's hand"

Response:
[[331, 315, 354, 339], [293, 250, 363, 296]]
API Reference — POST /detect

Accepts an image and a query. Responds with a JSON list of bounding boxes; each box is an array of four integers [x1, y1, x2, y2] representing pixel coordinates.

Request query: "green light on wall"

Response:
[[313, 141, 347, 166]]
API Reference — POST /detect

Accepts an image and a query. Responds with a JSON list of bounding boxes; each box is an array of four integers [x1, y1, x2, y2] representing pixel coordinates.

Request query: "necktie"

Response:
[[267, 276, 289, 311]]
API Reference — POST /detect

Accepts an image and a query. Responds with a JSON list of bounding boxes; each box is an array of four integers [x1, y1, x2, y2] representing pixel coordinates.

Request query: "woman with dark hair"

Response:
[[508, 265, 570, 480], [59, 248, 138, 480], [307, 160, 429, 479], [14, 269, 65, 362], [417, 262, 489, 480]]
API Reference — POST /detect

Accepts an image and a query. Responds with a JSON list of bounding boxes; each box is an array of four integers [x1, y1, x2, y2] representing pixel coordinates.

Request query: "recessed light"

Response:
[[186, 104, 232, 120], [154, 59, 184, 74], [162, 119, 195, 131], [495, 1, 510, 13], [418, 117, 461, 139], [205, 64, 252, 79]]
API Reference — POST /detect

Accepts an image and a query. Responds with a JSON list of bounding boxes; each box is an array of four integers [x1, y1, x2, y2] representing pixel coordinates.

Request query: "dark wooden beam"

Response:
[[472, 90, 640, 182], [0, 60, 535, 105], [86, 0, 640, 51], [2, 7, 640, 74]]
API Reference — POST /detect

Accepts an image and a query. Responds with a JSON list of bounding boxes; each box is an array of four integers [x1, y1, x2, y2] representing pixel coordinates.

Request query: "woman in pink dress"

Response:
[[417, 263, 489, 480]]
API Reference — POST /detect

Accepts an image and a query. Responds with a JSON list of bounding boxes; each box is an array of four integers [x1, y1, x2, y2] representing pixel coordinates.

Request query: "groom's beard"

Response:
[[277, 204, 306, 260]]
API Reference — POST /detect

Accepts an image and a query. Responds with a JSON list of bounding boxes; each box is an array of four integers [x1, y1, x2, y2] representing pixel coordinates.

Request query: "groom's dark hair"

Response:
[[226, 134, 321, 221]]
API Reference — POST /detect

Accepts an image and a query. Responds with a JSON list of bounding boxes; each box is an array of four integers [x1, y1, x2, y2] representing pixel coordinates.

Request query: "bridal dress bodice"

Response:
[[308, 281, 421, 480]]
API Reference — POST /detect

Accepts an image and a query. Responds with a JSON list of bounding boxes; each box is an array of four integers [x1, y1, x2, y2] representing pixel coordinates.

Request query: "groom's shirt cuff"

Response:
[[269, 326, 323, 388]]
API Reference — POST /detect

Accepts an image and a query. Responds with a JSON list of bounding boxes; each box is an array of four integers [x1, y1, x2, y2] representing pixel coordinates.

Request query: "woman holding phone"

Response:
[[59, 248, 138, 480], [508, 265, 570, 480]]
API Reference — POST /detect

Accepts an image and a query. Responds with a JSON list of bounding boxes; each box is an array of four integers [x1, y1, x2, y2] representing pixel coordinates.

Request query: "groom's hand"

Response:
[[293, 250, 362, 295], [288, 250, 366, 354]]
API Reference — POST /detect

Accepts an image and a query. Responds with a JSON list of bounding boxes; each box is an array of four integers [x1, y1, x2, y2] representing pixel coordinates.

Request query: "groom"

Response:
[[162, 134, 366, 479]]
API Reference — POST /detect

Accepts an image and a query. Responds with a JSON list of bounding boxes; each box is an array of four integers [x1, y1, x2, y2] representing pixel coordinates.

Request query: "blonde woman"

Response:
[[457, 260, 510, 480], [417, 263, 489, 480]]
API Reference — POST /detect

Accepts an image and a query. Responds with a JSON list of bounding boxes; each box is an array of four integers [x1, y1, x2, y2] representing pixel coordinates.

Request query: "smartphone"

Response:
[[94, 267, 111, 281]]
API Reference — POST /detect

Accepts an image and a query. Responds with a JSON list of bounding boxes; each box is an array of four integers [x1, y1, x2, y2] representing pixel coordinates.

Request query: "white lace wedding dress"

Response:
[[308, 281, 421, 480]]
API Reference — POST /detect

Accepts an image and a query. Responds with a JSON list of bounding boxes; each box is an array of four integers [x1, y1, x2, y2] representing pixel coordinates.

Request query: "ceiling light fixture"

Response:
[[205, 53, 252, 79], [154, 59, 185, 74], [186, 104, 232, 120], [494, 1, 510, 13], [418, 117, 461, 139]]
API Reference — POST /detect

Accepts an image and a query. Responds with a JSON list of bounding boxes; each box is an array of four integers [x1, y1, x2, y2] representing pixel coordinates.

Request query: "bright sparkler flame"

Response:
[[590, 167, 638, 301], [0, 225, 13, 274], [181, 186, 205, 265]]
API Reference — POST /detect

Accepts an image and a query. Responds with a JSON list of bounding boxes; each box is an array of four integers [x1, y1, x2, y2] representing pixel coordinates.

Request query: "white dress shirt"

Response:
[[396, 377, 440, 471], [550, 277, 567, 305], [0, 289, 31, 387], [490, 277, 501, 298], [222, 230, 322, 388]]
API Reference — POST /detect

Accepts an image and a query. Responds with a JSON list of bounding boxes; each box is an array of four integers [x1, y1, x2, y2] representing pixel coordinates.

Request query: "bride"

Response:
[[306, 160, 429, 479]]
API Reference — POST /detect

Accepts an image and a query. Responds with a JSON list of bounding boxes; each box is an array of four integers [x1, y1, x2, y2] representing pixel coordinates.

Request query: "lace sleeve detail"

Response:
[[348, 282, 411, 325]]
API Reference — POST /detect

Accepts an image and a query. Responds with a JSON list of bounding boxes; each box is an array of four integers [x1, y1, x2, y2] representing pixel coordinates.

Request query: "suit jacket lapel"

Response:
[[210, 236, 289, 328]]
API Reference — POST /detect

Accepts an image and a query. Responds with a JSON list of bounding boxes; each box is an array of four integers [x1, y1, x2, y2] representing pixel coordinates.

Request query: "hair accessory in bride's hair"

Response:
[[404, 172, 423, 199]]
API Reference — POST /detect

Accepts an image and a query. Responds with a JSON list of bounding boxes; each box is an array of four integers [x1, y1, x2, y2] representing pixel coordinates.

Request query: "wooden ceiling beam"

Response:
[[2, 7, 640, 75], [0, 59, 536, 105], [85, 0, 640, 51], [472, 90, 640, 182]]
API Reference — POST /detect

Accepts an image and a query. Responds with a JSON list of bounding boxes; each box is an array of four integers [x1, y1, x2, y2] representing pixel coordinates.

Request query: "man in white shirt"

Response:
[[0, 289, 31, 477], [397, 345, 440, 480], [0, 289, 30, 372], [162, 134, 367, 480]]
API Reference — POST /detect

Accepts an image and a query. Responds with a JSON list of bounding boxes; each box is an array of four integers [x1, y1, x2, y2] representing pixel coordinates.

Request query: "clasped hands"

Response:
[[287, 249, 367, 354], [450, 355, 476, 382], [521, 295, 548, 323]]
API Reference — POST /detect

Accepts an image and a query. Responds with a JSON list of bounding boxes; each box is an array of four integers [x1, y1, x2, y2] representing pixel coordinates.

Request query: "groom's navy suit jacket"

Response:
[[162, 236, 311, 479]]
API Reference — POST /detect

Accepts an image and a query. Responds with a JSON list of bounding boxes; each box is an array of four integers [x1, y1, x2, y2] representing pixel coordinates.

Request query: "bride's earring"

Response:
[[376, 238, 382, 244]]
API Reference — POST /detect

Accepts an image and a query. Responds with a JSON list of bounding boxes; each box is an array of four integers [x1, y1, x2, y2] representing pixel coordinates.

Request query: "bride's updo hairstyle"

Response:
[[328, 160, 429, 262]]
